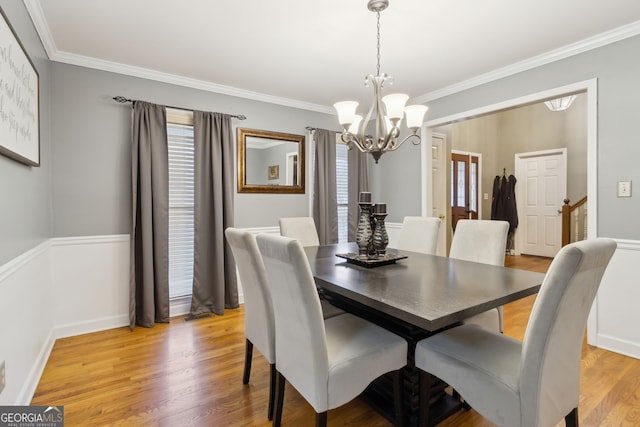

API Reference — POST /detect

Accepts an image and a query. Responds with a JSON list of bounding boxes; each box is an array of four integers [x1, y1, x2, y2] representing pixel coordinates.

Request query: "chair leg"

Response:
[[393, 369, 404, 427], [243, 339, 253, 384], [418, 371, 434, 427], [315, 411, 327, 427], [452, 389, 471, 410], [565, 407, 579, 427], [268, 363, 276, 421], [272, 370, 286, 427]]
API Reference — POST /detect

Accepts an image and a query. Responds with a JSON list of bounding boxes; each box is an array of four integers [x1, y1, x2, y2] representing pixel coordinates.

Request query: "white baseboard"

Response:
[[53, 314, 130, 339], [16, 330, 55, 406], [595, 334, 640, 360], [170, 295, 192, 317]]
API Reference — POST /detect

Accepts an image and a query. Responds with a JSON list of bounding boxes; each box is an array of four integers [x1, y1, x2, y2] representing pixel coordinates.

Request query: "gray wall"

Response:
[[49, 63, 337, 236], [378, 35, 640, 240], [0, 1, 52, 265], [369, 133, 423, 223]]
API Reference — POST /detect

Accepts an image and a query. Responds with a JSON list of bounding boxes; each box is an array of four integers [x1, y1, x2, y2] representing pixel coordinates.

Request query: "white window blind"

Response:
[[336, 141, 349, 243], [167, 119, 195, 299]]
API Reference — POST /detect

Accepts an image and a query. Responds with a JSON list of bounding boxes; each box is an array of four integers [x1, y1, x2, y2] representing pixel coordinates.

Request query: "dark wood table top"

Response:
[[306, 243, 545, 331]]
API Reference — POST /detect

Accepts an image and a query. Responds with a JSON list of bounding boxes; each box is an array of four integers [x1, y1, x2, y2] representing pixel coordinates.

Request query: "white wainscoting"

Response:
[[0, 241, 53, 405], [588, 239, 640, 359], [2, 232, 637, 405], [50, 235, 130, 338]]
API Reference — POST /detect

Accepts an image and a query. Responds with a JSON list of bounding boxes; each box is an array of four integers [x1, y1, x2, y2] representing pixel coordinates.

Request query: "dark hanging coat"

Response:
[[491, 175, 503, 220], [503, 174, 518, 232]]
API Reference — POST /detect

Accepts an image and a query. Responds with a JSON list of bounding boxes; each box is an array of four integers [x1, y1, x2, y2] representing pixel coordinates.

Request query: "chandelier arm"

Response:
[[380, 122, 400, 151], [374, 79, 387, 151], [393, 132, 422, 150], [359, 75, 381, 151], [341, 130, 377, 154]]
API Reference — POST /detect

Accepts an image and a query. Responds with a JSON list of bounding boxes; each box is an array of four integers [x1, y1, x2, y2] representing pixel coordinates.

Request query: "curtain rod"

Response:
[[113, 96, 246, 120], [306, 126, 342, 133]]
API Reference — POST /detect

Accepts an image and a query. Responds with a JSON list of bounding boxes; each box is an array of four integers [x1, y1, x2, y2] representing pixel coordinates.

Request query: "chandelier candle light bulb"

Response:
[[333, 0, 428, 163]]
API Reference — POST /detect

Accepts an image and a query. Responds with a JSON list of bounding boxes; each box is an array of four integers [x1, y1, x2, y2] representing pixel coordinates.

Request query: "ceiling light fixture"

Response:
[[544, 95, 576, 112], [333, 0, 428, 163]]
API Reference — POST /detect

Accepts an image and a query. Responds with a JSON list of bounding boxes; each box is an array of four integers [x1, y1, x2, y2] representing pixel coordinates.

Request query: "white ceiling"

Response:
[[24, 0, 640, 113]]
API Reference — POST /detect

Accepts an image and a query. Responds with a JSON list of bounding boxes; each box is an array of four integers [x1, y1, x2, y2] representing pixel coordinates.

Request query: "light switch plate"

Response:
[[618, 181, 632, 197]]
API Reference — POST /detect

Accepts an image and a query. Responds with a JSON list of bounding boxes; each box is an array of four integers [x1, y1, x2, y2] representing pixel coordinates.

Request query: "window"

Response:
[[336, 140, 349, 243], [167, 110, 194, 299]]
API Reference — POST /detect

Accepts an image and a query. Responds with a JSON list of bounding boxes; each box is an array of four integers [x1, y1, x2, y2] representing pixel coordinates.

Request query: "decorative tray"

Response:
[[335, 252, 407, 268]]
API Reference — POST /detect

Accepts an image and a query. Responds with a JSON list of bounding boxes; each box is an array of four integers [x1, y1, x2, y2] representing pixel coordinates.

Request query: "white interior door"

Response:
[[515, 149, 567, 257], [432, 133, 447, 255]]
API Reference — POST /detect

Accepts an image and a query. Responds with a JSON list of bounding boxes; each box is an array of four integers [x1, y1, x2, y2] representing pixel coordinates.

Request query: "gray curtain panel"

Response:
[[130, 101, 170, 329], [189, 111, 238, 316], [347, 148, 369, 241], [312, 129, 338, 244]]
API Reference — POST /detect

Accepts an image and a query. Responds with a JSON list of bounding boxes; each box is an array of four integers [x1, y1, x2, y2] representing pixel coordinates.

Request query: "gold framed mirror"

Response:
[[237, 128, 305, 194]]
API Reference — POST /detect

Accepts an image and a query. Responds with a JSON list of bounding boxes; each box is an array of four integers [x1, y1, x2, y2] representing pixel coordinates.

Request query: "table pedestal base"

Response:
[[322, 292, 466, 426]]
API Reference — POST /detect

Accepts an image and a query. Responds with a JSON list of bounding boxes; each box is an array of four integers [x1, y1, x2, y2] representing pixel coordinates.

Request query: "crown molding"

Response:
[[412, 20, 640, 104], [52, 51, 335, 114], [23, 1, 640, 111], [22, 0, 333, 114]]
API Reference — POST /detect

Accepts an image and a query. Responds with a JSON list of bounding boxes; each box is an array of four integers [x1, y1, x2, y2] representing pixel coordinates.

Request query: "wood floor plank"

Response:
[[31, 255, 640, 426]]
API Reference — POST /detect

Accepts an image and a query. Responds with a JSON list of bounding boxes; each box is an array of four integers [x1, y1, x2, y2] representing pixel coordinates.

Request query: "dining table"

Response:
[[305, 242, 545, 427]]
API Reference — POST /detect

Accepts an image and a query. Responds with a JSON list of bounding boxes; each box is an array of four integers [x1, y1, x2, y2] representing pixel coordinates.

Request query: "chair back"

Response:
[[225, 228, 275, 363], [279, 217, 320, 247], [520, 238, 616, 426], [395, 216, 441, 255], [449, 219, 509, 266], [256, 234, 330, 406]]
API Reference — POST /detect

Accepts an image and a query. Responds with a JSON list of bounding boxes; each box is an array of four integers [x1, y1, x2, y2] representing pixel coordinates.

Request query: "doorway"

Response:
[[451, 151, 480, 230], [431, 133, 447, 255], [515, 148, 567, 257], [421, 79, 596, 253]]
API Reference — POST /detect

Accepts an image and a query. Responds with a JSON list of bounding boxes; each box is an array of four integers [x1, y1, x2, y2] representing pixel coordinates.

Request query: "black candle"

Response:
[[359, 191, 372, 203], [373, 203, 387, 214]]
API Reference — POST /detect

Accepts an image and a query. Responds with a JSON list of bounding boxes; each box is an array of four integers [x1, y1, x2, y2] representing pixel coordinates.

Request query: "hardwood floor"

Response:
[[32, 255, 640, 426]]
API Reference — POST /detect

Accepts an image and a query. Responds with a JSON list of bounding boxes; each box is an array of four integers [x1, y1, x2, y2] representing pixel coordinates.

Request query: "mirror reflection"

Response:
[[237, 128, 305, 193]]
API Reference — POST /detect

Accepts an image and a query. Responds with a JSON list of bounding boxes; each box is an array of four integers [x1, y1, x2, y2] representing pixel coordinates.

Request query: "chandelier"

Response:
[[333, 0, 428, 163]]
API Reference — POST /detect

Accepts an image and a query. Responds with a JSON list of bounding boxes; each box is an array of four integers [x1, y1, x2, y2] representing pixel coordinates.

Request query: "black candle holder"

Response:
[[356, 202, 373, 257], [372, 212, 389, 257]]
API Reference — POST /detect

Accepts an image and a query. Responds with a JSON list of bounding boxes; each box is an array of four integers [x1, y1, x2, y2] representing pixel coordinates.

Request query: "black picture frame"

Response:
[[0, 6, 40, 167]]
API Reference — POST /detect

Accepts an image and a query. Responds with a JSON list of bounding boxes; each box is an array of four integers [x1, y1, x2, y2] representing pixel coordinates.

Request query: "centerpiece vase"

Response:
[[356, 202, 373, 257], [372, 213, 389, 257]]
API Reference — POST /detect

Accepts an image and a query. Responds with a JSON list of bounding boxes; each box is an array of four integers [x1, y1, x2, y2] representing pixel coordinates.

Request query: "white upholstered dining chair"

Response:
[[449, 219, 509, 332], [278, 216, 320, 247], [256, 234, 408, 427], [394, 216, 441, 255], [225, 228, 344, 421], [415, 238, 617, 427], [278, 216, 345, 319]]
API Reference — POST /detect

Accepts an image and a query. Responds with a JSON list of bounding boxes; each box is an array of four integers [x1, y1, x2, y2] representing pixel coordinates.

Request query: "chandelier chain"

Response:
[[376, 10, 381, 77]]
